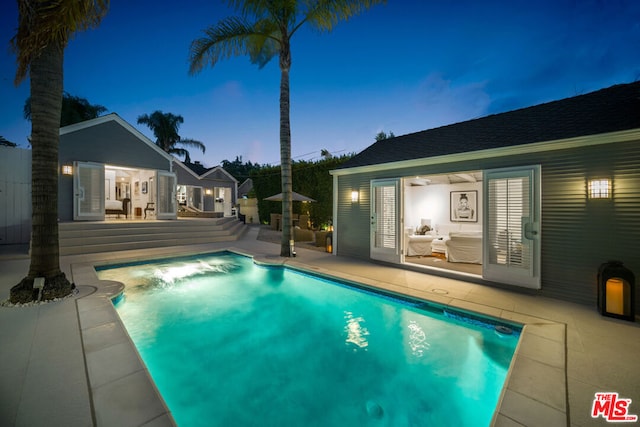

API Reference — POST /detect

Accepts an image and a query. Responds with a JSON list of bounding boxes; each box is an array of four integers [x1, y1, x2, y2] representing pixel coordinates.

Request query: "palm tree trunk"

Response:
[[10, 42, 72, 303], [279, 45, 293, 257]]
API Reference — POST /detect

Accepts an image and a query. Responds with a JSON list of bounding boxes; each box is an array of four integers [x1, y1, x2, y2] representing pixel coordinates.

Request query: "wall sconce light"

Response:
[[351, 190, 359, 203], [61, 165, 73, 175], [205, 189, 212, 195], [588, 178, 611, 199]]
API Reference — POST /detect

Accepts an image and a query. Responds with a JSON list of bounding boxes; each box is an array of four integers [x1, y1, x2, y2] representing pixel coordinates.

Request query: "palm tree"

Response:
[[137, 110, 206, 163], [24, 92, 108, 127], [0, 136, 17, 147], [189, 0, 384, 257], [10, 0, 109, 303]]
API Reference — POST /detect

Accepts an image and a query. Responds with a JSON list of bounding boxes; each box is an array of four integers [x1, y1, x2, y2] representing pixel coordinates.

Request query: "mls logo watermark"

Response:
[[592, 392, 638, 422]]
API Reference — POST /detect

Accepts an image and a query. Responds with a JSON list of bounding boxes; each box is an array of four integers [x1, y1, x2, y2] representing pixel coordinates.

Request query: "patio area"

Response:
[[0, 225, 638, 426]]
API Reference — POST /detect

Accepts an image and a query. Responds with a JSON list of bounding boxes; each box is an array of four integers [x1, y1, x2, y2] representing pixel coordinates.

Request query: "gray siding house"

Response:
[[331, 82, 640, 311], [174, 160, 238, 215], [59, 114, 177, 221], [59, 113, 238, 221]]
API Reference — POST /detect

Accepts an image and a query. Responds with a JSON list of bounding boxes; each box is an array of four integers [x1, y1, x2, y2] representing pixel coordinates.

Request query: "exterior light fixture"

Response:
[[351, 190, 359, 203], [205, 189, 212, 195], [61, 165, 73, 175], [588, 178, 611, 199]]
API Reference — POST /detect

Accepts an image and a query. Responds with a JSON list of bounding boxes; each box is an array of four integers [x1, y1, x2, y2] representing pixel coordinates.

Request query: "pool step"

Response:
[[59, 217, 246, 255]]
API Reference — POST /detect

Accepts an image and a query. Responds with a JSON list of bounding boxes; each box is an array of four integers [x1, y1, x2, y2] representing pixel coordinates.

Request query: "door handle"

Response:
[[523, 218, 537, 240]]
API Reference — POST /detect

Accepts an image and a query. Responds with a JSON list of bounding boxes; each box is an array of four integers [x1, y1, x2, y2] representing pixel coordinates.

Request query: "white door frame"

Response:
[[74, 161, 105, 221], [482, 165, 541, 289], [155, 170, 177, 219], [370, 178, 402, 264]]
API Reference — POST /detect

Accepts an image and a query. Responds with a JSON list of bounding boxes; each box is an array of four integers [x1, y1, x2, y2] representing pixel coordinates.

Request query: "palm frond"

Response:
[[189, 15, 264, 75], [179, 138, 206, 154], [302, 0, 385, 33], [12, 0, 109, 84]]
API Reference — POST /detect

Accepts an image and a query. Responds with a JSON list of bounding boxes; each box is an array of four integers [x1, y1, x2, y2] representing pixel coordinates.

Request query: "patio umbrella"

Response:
[[264, 191, 316, 202]]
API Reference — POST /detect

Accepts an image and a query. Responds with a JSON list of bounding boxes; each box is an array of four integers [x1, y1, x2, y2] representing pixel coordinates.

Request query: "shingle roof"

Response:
[[183, 161, 211, 175], [338, 81, 640, 169]]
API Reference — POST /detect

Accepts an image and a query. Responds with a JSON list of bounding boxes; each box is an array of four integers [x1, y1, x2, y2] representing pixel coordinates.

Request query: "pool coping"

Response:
[[73, 248, 567, 427]]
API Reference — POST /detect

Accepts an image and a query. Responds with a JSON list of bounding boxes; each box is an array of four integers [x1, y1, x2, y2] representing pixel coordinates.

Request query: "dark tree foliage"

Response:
[[375, 130, 395, 141], [24, 92, 108, 127], [0, 136, 18, 147], [221, 155, 263, 181], [251, 154, 355, 228]]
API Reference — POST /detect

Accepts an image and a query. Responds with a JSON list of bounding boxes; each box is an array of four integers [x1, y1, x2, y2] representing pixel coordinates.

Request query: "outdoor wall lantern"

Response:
[[588, 178, 611, 199], [351, 190, 359, 203], [61, 165, 73, 175], [597, 260, 635, 321], [205, 189, 212, 195]]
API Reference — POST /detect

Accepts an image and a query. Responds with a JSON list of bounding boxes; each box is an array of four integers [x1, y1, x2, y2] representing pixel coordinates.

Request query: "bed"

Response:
[[105, 198, 130, 218]]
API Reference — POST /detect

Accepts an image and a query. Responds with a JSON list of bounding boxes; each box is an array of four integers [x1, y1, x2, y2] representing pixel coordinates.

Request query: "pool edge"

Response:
[[75, 250, 568, 427]]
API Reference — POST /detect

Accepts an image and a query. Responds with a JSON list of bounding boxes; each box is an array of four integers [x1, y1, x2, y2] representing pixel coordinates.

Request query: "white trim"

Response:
[[482, 165, 542, 289], [332, 174, 338, 256], [330, 128, 640, 176], [370, 178, 402, 264], [172, 159, 203, 180], [200, 166, 238, 183]]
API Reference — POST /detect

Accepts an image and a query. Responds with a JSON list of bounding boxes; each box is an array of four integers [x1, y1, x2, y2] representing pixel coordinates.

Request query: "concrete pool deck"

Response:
[[0, 225, 638, 426]]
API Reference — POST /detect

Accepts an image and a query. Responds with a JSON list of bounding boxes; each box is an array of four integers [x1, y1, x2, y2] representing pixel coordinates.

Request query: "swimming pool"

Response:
[[97, 252, 520, 426]]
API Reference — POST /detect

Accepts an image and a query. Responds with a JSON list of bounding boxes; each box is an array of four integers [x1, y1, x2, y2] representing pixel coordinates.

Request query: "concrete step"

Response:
[[58, 216, 236, 231], [59, 223, 234, 238], [59, 218, 246, 255]]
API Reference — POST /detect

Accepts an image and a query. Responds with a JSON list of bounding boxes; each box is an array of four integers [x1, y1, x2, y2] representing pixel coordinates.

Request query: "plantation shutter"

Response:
[[370, 179, 402, 263], [483, 166, 540, 289], [74, 161, 105, 220]]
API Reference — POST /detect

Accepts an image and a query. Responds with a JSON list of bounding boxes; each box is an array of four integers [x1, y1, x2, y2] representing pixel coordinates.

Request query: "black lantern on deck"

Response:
[[597, 261, 635, 321], [326, 232, 333, 253]]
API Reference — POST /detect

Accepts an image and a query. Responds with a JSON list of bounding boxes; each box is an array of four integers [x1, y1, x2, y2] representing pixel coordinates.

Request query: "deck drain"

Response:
[[431, 288, 449, 295]]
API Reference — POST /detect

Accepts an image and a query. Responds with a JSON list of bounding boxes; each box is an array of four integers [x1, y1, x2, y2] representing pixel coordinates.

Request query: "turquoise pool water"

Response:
[[98, 252, 520, 427]]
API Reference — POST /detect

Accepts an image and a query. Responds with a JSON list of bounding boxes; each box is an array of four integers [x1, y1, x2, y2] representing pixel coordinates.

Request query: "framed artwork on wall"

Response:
[[142, 181, 148, 194], [450, 190, 477, 222]]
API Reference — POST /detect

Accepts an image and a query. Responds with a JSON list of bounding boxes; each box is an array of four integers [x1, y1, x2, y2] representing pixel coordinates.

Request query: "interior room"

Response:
[[105, 165, 156, 220], [403, 170, 483, 275]]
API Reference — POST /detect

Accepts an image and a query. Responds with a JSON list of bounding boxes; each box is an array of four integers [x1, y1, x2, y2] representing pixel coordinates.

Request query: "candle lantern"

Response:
[[597, 261, 635, 321], [326, 232, 333, 253]]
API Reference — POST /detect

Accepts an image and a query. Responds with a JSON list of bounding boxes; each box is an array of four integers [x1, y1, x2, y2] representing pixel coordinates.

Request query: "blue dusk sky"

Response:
[[1, 1, 639, 167]]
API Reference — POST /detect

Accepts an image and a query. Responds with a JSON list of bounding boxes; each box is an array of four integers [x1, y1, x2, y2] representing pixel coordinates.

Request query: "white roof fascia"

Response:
[[60, 113, 175, 164], [330, 128, 640, 176], [59, 113, 117, 135], [172, 158, 202, 180], [201, 166, 238, 183]]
